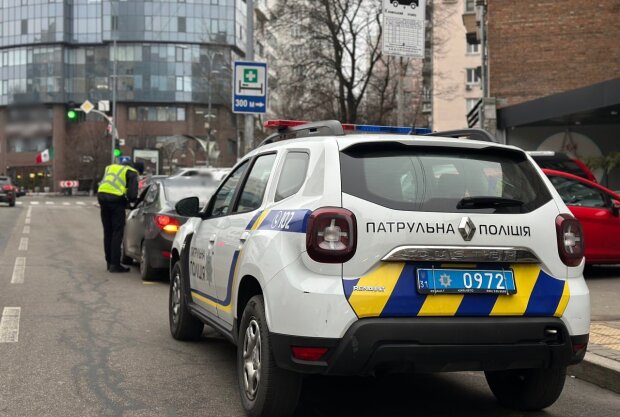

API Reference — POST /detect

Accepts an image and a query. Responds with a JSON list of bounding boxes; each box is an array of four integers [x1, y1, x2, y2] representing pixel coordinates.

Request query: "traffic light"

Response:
[[66, 101, 81, 122], [114, 138, 122, 158]]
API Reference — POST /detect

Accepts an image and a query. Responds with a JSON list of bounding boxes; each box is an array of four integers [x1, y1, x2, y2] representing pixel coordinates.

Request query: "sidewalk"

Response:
[[569, 321, 620, 394]]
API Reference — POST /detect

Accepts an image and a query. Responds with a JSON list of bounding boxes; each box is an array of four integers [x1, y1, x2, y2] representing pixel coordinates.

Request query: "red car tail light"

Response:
[[155, 215, 181, 234], [306, 208, 356, 263], [555, 214, 584, 267], [2, 185, 13, 192]]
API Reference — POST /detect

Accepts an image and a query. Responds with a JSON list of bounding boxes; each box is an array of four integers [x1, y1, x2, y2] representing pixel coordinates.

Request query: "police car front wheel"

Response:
[[169, 262, 203, 340], [237, 295, 302, 417], [485, 367, 567, 411]]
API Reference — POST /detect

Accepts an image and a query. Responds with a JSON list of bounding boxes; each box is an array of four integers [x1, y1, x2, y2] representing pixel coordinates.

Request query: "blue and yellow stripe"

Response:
[[345, 263, 570, 318]]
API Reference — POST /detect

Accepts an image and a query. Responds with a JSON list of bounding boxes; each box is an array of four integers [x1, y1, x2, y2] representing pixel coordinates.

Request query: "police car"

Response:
[[168, 120, 590, 417]]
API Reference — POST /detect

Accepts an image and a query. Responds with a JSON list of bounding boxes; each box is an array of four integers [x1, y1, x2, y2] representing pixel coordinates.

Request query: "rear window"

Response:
[[164, 179, 218, 206], [340, 143, 552, 213], [0, 177, 11, 186]]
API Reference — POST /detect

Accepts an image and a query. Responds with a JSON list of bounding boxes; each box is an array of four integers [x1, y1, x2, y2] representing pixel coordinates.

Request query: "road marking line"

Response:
[[23, 226, 30, 234], [76, 201, 86, 206], [0, 307, 21, 343], [16, 202, 23, 205], [63, 202, 70, 206], [18, 238, 28, 251], [24, 217, 31, 225], [11, 257, 26, 284], [26, 206, 32, 217], [30, 201, 39, 205], [45, 201, 54, 205]]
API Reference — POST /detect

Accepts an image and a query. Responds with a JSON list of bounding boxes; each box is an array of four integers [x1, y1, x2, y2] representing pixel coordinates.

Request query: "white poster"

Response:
[[382, 0, 426, 58]]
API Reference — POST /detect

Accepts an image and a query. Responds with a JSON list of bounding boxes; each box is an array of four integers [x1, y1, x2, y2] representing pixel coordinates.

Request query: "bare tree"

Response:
[[64, 122, 111, 193], [271, 0, 383, 123]]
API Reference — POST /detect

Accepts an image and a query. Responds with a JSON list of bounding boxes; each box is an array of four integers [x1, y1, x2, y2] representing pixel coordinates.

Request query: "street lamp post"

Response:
[[205, 51, 223, 167]]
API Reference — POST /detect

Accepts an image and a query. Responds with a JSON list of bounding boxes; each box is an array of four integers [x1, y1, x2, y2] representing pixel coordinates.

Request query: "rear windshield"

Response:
[[340, 143, 552, 213], [163, 179, 218, 206], [0, 178, 10, 186]]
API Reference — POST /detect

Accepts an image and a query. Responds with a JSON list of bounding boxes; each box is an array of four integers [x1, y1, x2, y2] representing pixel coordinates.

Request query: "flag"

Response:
[[35, 147, 54, 164]]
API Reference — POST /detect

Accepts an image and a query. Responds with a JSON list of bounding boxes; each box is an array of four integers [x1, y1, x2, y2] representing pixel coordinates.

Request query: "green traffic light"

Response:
[[114, 149, 122, 158], [67, 110, 77, 121]]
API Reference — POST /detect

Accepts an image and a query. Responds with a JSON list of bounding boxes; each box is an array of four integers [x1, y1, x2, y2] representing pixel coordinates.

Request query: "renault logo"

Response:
[[459, 217, 476, 241]]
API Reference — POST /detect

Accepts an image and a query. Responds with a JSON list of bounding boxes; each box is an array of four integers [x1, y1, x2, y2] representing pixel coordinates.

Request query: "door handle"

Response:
[[240, 231, 250, 243], [209, 234, 217, 243]]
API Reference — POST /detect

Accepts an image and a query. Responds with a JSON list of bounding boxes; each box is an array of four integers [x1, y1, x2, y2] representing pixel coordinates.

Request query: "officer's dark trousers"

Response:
[[98, 193, 127, 267]]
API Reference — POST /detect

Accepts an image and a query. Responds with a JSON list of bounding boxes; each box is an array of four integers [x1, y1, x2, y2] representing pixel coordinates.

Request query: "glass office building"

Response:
[[0, 0, 249, 190]]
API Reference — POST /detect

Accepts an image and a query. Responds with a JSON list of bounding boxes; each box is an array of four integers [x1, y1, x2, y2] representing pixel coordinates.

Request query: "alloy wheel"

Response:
[[242, 319, 262, 400]]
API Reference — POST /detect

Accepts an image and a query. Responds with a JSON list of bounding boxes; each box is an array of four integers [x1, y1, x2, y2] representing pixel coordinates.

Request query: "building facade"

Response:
[[0, 0, 252, 192], [429, 0, 482, 131], [463, 0, 620, 188]]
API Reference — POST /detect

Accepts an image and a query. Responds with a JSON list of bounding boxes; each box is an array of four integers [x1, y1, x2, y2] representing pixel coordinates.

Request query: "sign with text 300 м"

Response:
[[233, 61, 267, 114]]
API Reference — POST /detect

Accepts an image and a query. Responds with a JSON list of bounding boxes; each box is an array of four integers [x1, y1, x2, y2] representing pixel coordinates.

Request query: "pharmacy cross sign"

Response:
[[233, 61, 268, 114]]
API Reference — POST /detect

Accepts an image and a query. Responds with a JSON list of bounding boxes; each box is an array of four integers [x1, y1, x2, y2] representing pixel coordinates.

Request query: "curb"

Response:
[[569, 352, 620, 394]]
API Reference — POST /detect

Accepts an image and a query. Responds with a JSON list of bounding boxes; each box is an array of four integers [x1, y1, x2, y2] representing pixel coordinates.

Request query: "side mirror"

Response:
[[175, 197, 201, 218], [612, 200, 620, 217]]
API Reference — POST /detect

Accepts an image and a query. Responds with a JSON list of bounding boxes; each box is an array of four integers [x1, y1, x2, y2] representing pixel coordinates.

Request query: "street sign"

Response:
[[233, 61, 268, 114], [80, 100, 95, 114], [98, 100, 110, 112], [382, 0, 427, 58], [59, 180, 79, 188]]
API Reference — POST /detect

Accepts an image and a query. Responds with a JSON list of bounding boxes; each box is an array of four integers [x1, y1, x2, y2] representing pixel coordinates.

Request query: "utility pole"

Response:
[[111, 5, 118, 164], [243, 0, 254, 155], [397, 57, 406, 126]]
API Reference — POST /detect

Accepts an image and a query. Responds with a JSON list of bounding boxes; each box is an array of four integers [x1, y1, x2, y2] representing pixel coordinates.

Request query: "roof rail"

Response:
[[259, 120, 344, 147], [425, 128, 497, 143]]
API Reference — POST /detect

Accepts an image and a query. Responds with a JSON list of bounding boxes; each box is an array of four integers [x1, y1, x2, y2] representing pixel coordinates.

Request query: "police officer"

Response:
[[97, 160, 144, 273]]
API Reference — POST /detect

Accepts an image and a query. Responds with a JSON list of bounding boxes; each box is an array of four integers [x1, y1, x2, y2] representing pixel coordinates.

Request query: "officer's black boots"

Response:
[[109, 264, 130, 273]]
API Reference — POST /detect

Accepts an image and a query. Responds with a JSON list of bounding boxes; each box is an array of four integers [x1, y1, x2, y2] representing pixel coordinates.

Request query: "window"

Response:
[[340, 143, 552, 214], [548, 176, 607, 208], [467, 43, 480, 54], [21, 19, 28, 35], [235, 154, 277, 213], [178, 17, 186, 33], [465, 0, 476, 12], [275, 152, 309, 202], [467, 98, 480, 113], [210, 161, 249, 217], [466, 67, 481, 85]]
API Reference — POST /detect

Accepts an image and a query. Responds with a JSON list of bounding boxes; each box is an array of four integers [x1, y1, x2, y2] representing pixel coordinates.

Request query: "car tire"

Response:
[[238, 295, 302, 417], [140, 242, 157, 281], [485, 367, 567, 411], [169, 261, 203, 340]]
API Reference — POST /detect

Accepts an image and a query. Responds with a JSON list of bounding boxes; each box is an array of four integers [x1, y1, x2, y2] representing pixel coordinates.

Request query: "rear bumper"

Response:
[[271, 317, 588, 376], [0, 193, 15, 202], [145, 235, 174, 269]]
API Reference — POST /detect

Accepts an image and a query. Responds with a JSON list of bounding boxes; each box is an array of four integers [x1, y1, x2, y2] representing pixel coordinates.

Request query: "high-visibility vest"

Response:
[[98, 164, 137, 197]]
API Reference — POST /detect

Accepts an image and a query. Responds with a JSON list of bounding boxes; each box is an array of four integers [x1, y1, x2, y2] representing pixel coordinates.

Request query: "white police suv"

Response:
[[169, 120, 590, 417]]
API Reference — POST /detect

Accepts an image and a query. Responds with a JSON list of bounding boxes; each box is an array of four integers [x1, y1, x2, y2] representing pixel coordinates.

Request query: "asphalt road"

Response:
[[1, 197, 619, 417]]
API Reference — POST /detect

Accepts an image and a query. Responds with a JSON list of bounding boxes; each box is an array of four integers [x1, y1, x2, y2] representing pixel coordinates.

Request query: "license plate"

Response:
[[416, 268, 516, 295]]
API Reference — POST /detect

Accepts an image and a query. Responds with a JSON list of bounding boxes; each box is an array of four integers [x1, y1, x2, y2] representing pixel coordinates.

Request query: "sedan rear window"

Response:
[[340, 143, 552, 213]]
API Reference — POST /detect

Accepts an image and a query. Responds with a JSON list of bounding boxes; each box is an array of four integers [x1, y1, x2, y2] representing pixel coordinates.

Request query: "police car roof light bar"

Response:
[[424, 128, 497, 143], [260, 120, 345, 147]]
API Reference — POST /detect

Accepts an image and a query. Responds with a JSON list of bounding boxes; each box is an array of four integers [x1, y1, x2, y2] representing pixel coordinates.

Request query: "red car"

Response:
[[544, 169, 620, 264]]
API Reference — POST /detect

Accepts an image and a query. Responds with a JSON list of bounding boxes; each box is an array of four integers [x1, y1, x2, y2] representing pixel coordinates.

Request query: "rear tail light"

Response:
[[2, 185, 13, 191], [555, 214, 584, 267], [306, 208, 356, 263], [155, 215, 181, 234], [291, 346, 328, 362]]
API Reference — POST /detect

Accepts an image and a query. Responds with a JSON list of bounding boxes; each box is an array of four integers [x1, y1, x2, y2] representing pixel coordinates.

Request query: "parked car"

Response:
[[0, 176, 16, 207], [529, 151, 597, 182], [544, 169, 620, 264], [122, 176, 219, 280], [169, 167, 231, 182]]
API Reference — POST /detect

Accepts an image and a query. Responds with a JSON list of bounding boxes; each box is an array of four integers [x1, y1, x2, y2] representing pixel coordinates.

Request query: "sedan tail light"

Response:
[[306, 208, 356, 263], [555, 214, 584, 267], [155, 215, 181, 234], [2, 185, 13, 191]]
